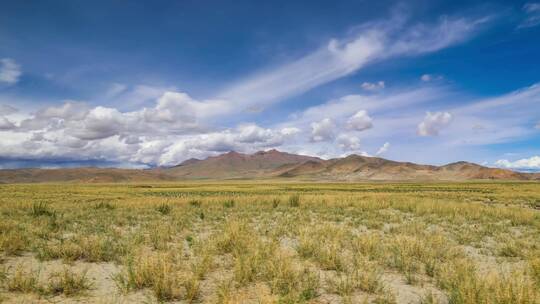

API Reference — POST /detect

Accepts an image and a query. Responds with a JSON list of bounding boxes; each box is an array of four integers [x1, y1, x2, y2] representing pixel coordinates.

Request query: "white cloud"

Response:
[[219, 14, 488, 111], [66, 106, 126, 140], [310, 118, 335, 142], [376, 142, 390, 156], [0, 116, 16, 130], [361, 81, 385, 91], [336, 134, 361, 151], [236, 123, 294, 146], [0, 58, 21, 85], [143, 91, 231, 124], [157, 124, 299, 166], [421, 74, 432, 82], [346, 110, 373, 131], [37, 101, 89, 120], [495, 156, 540, 170], [519, 3, 540, 28], [17, 91, 232, 138], [296, 87, 444, 126], [280, 127, 301, 136], [0, 104, 18, 115], [536, 121, 540, 129], [420, 74, 443, 82], [417, 111, 452, 136]]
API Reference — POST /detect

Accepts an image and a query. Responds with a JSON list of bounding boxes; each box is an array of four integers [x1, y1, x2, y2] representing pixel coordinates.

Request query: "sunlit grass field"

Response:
[[1, 182, 539, 303]]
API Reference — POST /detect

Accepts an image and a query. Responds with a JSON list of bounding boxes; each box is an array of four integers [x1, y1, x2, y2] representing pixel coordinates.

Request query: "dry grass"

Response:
[[0, 181, 538, 303]]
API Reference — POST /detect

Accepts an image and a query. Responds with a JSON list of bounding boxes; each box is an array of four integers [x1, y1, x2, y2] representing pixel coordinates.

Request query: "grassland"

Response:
[[0, 181, 539, 303]]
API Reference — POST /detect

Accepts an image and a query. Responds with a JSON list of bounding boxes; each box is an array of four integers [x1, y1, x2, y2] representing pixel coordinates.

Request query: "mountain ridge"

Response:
[[0, 150, 538, 183]]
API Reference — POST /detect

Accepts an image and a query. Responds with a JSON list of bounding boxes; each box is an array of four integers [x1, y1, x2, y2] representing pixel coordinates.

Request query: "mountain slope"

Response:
[[275, 155, 532, 181], [164, 149, 321, 179], [0, 150, 537, 183]]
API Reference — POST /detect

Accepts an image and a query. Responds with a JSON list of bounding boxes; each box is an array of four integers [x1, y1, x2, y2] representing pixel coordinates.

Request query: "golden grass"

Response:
[[0, 181, 538, 303]]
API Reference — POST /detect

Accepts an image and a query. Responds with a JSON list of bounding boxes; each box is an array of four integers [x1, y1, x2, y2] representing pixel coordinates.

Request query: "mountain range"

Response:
[[0, 149, 538, 183]]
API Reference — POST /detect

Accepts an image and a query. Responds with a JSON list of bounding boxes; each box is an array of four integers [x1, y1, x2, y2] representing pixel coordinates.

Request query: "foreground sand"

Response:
[[0, 182, 539, 303]]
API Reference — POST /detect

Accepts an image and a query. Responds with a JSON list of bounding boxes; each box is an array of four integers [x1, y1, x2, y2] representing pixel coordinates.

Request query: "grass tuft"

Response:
[[46, 267, 92, 296], [155, 203, 172, 215], [30, 202, 55, 217], [288, 194, 300, 207]]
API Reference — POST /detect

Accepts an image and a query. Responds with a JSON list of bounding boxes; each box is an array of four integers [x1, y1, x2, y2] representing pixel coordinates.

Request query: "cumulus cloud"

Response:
[[346, 110, 373, 131], [143, 91, 231, 126], [37, 101, 89, 120], [336, 134, 361, 151], [280, 127, 301, 136], [0, 116, 16, 130], [417, 111, 452, 136], [310, 118, 335, 142], [16, 90, 233, 138], [236, 124, 297, 145], [0, 58, 22, 84], [66, 106, 126, 140], [519, 3, 540, 28], [495, 156, 540, 171], [376, 142, 390, 156], [158, 124, 298, 166], [361, 81, 385, 91]]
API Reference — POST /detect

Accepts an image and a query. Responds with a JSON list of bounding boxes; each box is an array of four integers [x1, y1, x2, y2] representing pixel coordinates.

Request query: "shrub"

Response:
[[288, 194, 300, 207], [30, 202, 55, 217], [94, 201, 115, 210], [272, 198, 280, 208], [156, 203, 172, 215], [189, 200, 202, 207], [223, 199, 235, 208]]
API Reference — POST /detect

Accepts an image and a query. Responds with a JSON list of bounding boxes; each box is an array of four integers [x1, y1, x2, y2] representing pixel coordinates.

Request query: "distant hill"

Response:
[[275, 155, 533, 181], [0, 167, 173, 183], [0, 150, 538, 183]]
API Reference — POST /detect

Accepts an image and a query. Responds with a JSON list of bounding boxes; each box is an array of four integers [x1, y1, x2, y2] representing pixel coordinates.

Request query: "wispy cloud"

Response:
[[219, 14, 489, 111], [0, 58, 22, 85], [518, 2, 540, 28]]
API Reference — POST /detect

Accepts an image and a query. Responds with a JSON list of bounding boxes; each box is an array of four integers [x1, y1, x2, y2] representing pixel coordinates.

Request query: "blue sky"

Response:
[[0, 0, 539, 170]]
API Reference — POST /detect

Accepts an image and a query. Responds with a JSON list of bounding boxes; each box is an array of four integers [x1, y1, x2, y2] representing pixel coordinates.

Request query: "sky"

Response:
[[0, 0, 539, 171]]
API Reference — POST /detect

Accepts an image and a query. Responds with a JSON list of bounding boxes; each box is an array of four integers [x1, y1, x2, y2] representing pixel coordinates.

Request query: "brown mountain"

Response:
[[164, 149, 321, 179], [0, 150, 537, 183], [275, 155, 533, 181]]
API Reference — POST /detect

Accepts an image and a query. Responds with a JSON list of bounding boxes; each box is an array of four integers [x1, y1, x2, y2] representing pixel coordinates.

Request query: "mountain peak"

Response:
[[254, 149, 284, 155]]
